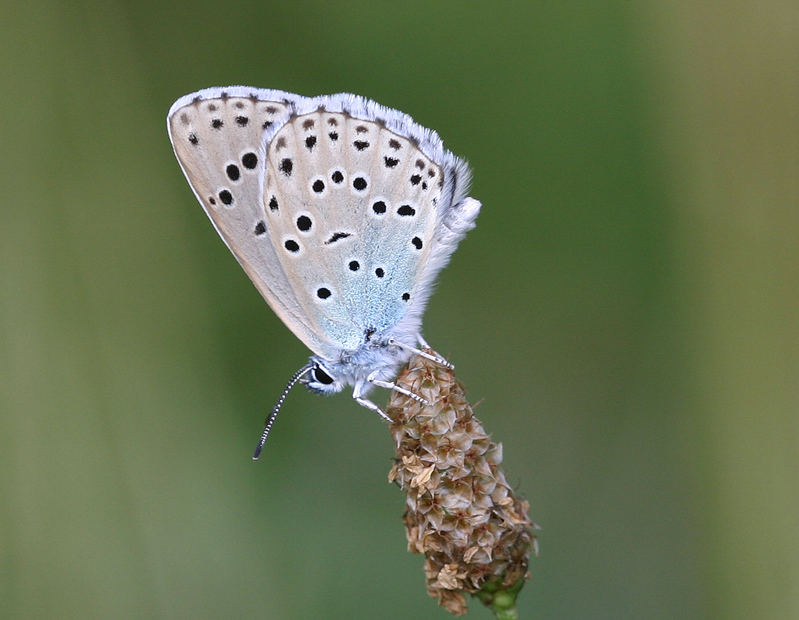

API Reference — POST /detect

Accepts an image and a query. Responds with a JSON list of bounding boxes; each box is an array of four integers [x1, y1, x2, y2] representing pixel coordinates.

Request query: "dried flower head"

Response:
[[387, 352, 538, 616]]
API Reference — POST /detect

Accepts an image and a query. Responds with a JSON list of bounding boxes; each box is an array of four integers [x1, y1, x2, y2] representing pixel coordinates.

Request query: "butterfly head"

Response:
[[302, 357, 345, 395]]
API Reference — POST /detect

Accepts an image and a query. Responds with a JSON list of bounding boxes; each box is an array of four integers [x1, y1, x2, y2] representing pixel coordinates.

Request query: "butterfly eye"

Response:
[[312, 365, 334, 385]]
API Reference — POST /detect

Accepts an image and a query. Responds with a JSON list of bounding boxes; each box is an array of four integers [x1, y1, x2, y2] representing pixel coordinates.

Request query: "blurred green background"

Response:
[[1, 2, 797, 618]]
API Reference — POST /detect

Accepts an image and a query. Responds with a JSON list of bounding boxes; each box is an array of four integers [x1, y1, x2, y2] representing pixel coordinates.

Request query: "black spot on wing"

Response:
[[296, 215, 312, 232], [218, 190, 233, 205], [325, 232, 351, 245], [242, 152, 258, 169]]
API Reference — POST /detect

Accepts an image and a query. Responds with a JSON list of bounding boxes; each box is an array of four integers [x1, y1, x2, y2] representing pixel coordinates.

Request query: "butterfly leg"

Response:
[[367, 370, 430, 405], [352, 380, 393, 422], [389, 337, 455, 370]]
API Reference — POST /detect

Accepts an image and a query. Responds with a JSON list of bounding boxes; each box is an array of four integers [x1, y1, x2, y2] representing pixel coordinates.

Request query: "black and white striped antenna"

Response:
[[252, 363, 312, 460]]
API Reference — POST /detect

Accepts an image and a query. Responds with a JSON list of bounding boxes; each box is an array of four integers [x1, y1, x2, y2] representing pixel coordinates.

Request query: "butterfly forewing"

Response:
[[262, 108, 440, 351], [167, 88, 340, 359]]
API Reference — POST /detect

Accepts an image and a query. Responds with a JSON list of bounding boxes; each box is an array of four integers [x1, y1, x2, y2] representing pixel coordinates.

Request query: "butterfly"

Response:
[[167, 87, 481, 457]]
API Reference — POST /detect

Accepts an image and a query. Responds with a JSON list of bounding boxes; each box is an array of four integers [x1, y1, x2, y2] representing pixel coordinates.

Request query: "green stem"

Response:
[[492, 604, 518, 620], [482, 592, 518, 620], [475, 573, 525, 619]]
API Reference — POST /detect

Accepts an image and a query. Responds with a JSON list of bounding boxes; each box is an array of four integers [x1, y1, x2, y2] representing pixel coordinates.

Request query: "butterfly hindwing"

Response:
[[261, 99, 445, 351]]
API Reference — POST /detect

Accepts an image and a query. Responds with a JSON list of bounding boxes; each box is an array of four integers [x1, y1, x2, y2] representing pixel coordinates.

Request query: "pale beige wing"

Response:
[[167, 87, 340, 359]]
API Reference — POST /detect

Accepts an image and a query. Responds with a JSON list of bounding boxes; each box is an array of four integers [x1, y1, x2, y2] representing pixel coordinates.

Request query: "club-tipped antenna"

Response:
[[252, 363, 312, 460]]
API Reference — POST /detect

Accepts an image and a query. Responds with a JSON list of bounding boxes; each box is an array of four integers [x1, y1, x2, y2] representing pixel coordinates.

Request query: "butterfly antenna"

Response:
[[252, 364, 313, 460]]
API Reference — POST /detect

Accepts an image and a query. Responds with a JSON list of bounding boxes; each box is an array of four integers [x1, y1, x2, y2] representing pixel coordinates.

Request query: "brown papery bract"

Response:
[[387, 353, 538, 616]]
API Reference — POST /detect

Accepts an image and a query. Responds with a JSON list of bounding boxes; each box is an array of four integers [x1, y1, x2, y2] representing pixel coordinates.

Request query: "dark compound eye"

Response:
[[313, 365, 334, 384]]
